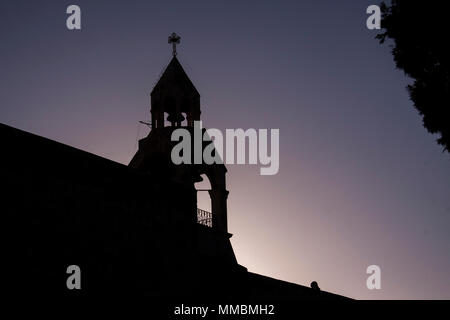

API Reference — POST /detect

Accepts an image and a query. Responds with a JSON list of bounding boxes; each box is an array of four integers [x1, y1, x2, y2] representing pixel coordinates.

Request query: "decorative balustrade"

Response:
[[197, 208, 213, 228]]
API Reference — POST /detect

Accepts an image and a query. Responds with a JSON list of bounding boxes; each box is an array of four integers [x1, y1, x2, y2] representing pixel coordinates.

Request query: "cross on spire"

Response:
[[168, 32, 181, 56]]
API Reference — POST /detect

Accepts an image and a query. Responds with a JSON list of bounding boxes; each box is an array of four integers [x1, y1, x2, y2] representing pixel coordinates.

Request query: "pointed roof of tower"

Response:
[[151, 57, 200, 97]]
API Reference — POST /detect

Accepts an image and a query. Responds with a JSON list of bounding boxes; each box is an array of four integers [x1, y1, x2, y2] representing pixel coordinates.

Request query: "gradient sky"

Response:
[[1, 0, 449, 299]]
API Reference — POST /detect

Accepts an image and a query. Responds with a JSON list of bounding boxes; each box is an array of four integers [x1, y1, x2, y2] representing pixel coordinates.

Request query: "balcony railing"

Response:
[[197, 208, 213, 228]]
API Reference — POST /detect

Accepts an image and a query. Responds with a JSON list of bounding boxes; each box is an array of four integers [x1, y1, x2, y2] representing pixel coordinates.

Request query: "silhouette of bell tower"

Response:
[[129, 33, 230, 235], [151, 33, 200, 128]]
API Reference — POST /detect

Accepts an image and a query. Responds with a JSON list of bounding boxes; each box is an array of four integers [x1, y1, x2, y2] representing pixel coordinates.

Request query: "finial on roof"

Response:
[[310, 281, 321, 291], [168, 32, 181, 57]]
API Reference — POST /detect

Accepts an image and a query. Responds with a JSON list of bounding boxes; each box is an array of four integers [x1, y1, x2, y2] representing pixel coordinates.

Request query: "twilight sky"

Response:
[[1, 0, 449, 299]]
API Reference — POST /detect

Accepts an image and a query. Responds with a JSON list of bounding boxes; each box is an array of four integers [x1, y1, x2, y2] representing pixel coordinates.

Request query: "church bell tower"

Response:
[[129, 33, 230, 235]]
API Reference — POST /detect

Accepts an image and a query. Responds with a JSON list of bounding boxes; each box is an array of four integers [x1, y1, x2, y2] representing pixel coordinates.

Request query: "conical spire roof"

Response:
[[151, 57, 199, 97]]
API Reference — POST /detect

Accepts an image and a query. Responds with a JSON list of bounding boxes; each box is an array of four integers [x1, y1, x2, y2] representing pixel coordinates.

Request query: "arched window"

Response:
[[195, 174, 211, 213], [164, 112, 171, 127], [180, 112, 188, 127]]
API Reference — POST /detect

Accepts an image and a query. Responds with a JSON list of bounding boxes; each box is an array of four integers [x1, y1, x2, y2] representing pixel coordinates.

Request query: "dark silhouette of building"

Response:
[[1, 38, 347, 302]]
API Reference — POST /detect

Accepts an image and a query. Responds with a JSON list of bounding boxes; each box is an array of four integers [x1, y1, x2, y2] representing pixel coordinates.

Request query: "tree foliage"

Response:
[[377, 0, 450, 151]]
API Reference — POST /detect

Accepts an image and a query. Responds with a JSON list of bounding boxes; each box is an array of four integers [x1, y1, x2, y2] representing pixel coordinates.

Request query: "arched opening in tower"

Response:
[[195, 174, 212, 213], [180, 112, 187, 126], [164, 112, 171, 127]]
